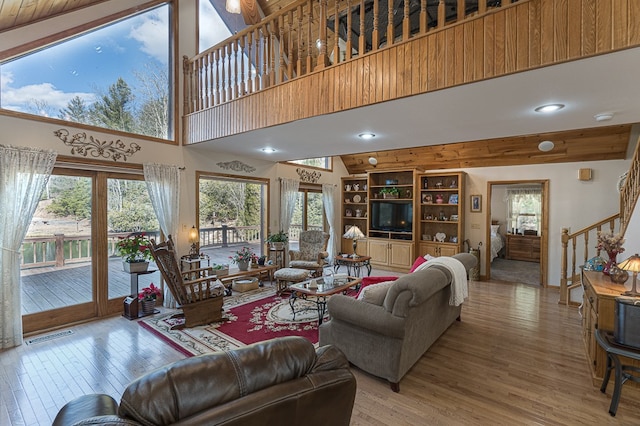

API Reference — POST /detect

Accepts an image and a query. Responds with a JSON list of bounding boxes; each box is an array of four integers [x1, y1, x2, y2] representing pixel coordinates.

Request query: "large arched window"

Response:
[[0, 4, 172, 140]]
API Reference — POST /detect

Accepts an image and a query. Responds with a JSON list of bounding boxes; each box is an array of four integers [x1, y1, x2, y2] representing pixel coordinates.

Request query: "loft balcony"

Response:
[[183, 0, 640, 144]]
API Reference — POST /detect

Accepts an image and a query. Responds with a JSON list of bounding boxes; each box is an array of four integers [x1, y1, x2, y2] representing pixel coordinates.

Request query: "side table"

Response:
[[180, 254, 210, 271], [269, 246, 285, 269], [596, 329, 640, 416], [333, 255, 372, 277], [123, 269, 158, 319]]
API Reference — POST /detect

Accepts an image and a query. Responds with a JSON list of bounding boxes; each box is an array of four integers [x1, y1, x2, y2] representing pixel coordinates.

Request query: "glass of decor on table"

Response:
[[596, 231, 625, 275]]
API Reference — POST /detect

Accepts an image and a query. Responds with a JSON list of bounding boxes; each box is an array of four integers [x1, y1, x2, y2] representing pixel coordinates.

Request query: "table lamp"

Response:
[[188, 226, 200, 259], [618, 253, 640, 297], [343, 225, 365, 258]]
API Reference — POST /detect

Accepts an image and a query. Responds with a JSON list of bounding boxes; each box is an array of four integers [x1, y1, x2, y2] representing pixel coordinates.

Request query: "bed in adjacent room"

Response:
[[490, 222, 505, 262]]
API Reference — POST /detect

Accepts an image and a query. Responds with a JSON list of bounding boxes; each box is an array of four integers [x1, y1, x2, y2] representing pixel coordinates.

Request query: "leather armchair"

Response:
[[53, 336, 356, 425]]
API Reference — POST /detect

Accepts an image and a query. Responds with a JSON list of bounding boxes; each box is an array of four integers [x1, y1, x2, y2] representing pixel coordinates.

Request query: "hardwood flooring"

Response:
[[2, 277, 640, 425]]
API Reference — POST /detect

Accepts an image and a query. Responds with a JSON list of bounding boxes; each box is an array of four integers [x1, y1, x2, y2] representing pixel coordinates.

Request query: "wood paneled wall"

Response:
[[184, 0, 640, 144]]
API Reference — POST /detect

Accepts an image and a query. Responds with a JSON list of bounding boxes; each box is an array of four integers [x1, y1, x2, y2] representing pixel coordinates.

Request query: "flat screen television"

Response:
[[370, 201, 413, 232]]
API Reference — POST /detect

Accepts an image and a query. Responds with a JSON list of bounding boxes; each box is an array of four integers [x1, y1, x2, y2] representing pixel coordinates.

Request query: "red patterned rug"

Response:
[[139, 287, 328, 356]]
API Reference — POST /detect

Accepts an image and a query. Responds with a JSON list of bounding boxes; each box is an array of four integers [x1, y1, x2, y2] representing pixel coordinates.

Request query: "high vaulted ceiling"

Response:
[[2, 0, 639, 173]]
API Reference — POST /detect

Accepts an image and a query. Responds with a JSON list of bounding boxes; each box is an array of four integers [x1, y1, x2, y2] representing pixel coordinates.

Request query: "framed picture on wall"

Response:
[[470, 195, 482, 212]]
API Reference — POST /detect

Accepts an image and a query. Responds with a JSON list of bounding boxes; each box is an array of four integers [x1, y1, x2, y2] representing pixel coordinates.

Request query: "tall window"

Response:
[[1, 5, 172, 139], [505, 187, 542, 235], [198, 174, 269, 264], [289, 187, 325, 246]]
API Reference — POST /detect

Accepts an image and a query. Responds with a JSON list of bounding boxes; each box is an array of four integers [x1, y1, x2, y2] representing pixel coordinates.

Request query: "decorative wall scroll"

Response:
[[296, 168, 321, 183], [216, 160, 256, 173], [54, 129, 141, 162]]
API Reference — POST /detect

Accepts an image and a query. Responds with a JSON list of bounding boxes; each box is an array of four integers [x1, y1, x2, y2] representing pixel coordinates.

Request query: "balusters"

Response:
[[203, 53, 210, 108], [457, 0, 465, 21], [214, 49, 220, 105], [359, 0, 365, 54], [239, 36, 245, 96], [196, 56, 203, 111], [419, 0, 427, 34], [479, 0, 486, 14], [182, 56, 191, 114], [387, 0, 394, 47], [246, 31, 253, 94], [317, 0, 328, 69], [278, 15, 285, 83], [287, 10, 294, 79], [306, 0, 313, 73], [269, 20, 277, 87], [333, 0, 340, 64], [262, 25, 270, 89], [438, 0, 445, 29], [344, 0, 351, 60], [230, 41, 237, 100], [297, 4, 303, 76], [372, 0, 379, 50], [403, 0, 410, 41], [220, 46, 227, 103]]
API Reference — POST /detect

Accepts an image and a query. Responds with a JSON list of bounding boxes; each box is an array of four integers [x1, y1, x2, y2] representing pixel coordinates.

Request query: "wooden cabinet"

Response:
[[367, 169, 416, 243], [582, 271, 640, 385], [416, 172, 465, 257], [341, 176, 368, 256], [368, 238, 414, 270], [506, 234, 540, 262]]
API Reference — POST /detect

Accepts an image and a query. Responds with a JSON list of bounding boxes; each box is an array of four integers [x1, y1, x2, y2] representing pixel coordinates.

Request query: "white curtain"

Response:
[[0, 145, 57, 349], [280, 178, 299, 265], [322, 183, 338, 262], [143, 163, 181, 308], [504, 186, 542, 235]]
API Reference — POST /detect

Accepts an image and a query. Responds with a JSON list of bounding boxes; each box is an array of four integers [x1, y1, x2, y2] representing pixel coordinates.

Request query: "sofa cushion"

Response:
[[355, 276, 398, 298], [356, 280, 396, 305]]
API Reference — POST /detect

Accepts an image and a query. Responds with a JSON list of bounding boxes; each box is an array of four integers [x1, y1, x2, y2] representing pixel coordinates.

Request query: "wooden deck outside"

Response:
[[20, 243, 265, 315]]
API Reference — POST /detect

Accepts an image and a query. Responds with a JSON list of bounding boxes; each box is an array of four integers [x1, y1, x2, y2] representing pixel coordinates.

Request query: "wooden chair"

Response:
[[288, 230, 330, 276], [150, 235, 225, 329]]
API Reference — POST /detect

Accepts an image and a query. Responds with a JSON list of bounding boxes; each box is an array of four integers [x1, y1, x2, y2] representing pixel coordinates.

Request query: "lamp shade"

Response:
[[189, 226, 199, 244], [618, 254, 640, 272], [343, 225, 365, 240]]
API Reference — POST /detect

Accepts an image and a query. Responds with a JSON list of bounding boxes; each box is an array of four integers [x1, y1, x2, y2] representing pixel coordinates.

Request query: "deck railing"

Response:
[[184, 0, 513, 114]]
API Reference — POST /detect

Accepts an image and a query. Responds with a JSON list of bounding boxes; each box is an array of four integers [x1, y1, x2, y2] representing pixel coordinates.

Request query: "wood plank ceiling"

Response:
[[0, 1, 635, 175]]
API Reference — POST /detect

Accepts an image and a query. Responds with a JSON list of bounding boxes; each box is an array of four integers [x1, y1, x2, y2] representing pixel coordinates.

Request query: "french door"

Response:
[[21, 168, 160, 334]]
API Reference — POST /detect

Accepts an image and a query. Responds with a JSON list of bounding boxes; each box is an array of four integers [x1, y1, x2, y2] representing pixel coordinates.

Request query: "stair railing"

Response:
[[183, 0, 518, 114], [560, 215, 620, 305]]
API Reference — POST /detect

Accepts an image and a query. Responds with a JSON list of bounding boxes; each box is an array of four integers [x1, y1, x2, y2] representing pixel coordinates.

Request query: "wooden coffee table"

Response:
[[218, 264, 278, 296], [288, 276, 362, 325]]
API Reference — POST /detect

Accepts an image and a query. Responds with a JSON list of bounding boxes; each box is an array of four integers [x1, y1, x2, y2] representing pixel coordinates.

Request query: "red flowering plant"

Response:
[[138, 283, 161, 301], [116, 233, 153, 263]]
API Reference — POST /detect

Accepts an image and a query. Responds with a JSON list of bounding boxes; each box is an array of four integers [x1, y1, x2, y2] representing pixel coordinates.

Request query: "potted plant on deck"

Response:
[[117, 233, 154, 273], [266, 231, 288, 250]]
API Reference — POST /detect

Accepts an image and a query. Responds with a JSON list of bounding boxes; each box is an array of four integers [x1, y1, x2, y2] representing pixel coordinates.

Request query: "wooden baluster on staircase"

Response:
[[204, 53, 210, 108], [297, 4, 304, 76], [307, 0, 313, 73], [239, 36, 245, 97], [278, 15, 285, 83], [457, 0, 465, 21], [479, 0, 486, 14], [403, 0, 410, 41], [270, 20, 277, 87], [420, 0, 427, 34], [387, 0, 394, 46], [196, 56, 203, 111], [359, 0, 366, 55], [262, 24, 270, 89], [316, 0, 328, 69], [560, 228, 569, 305], [333, 0, 340, 64], [438, 0, 445, 28], [372, 0, 379, 50], [231, 40, 237, 100], [286, 11, 293, 80], [345, 0, 352, 61], [220, 46, 227, 103], [246, 31, 253, 94], [214, 49, 220, 105]]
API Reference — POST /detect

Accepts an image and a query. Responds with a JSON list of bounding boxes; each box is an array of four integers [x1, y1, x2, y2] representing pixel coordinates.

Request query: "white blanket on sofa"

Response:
[[414, 257, 468, 306]]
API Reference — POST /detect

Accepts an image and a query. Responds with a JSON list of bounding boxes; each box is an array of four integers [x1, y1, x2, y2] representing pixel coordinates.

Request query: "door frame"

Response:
[[485, 179, 549, 287]]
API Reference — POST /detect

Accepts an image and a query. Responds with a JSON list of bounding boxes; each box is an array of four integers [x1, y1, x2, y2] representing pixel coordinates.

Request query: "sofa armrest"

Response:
[[327, 295, 405, 339], [52, 394, 120, 426]]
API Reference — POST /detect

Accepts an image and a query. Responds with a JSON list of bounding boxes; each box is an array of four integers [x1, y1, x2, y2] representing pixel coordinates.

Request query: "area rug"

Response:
[[139, 287, 328, 356]]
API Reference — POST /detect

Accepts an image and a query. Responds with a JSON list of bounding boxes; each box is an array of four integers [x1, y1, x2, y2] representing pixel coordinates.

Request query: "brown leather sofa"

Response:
[[53, 336, 356, 425]]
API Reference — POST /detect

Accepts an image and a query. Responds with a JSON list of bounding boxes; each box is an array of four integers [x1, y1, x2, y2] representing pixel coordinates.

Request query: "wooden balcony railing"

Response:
[[184, 0, 512, 114]]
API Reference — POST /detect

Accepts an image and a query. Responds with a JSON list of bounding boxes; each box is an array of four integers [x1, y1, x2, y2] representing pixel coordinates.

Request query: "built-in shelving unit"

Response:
[[417, 172, 465, 257], [341, 176, 368, 255]]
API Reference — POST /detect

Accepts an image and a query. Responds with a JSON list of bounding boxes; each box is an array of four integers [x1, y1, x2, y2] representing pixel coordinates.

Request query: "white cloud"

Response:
[[1, 81, 95, 111], [129, 9, 169, 64], [199, 0, 233, 51]]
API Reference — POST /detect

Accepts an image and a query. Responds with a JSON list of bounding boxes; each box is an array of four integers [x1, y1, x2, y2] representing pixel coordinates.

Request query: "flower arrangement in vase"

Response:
[[596, 231, 625, 275], [138, 283, 161, 315], [230, 246, 256, 271], [117, 233, 154, 272]]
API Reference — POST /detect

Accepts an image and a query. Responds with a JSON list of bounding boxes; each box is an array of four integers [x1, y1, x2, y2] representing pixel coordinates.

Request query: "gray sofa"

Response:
[[318, 253, 477, 392]]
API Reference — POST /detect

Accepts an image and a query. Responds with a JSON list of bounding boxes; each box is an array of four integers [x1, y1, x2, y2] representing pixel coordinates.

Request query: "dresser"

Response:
[[505, 234, 540, 262], [582, 271, 640, 385]]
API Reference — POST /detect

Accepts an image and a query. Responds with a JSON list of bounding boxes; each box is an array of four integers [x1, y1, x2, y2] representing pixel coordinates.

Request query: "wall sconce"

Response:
[[188, 226, 200, 259]]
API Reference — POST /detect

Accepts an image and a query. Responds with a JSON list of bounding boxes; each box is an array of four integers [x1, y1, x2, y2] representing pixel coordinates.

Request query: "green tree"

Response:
[[91, 77, 135, 132], [47, 178, 91, 220], [58, 96, 90, 123], [107, 179, 158, 232], [133, 63, 169, 139]]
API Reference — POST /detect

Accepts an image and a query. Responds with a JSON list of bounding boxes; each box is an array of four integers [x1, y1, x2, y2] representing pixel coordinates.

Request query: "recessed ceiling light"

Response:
[[534, 103, 565, 113], [594, 112, 614, 122], [358, 133, 375, 140], [538, 140, 555, 152], [261, 147, 276, 153], [368, 157, 378, 165]]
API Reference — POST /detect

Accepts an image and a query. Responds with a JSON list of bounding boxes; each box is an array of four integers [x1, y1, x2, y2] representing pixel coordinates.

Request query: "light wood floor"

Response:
[[2, 278, 640, 425]]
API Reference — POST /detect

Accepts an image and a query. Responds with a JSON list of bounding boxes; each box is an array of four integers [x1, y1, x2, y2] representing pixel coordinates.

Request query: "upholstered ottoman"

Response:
[[274, 268, 310, 295]]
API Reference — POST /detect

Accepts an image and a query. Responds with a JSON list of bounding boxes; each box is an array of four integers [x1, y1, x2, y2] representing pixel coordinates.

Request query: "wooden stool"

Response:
[[273, 268, 310, 295]]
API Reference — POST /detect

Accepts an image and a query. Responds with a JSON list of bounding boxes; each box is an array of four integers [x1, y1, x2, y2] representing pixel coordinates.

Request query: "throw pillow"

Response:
[[355, 276, 398, 298], [491, 224, 500, 237], [410, 256, 427, 272], [357, 280, 396, 305]]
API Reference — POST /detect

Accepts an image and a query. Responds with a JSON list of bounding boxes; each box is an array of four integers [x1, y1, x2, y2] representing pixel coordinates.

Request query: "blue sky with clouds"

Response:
[[0, 5, 169, 116]]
